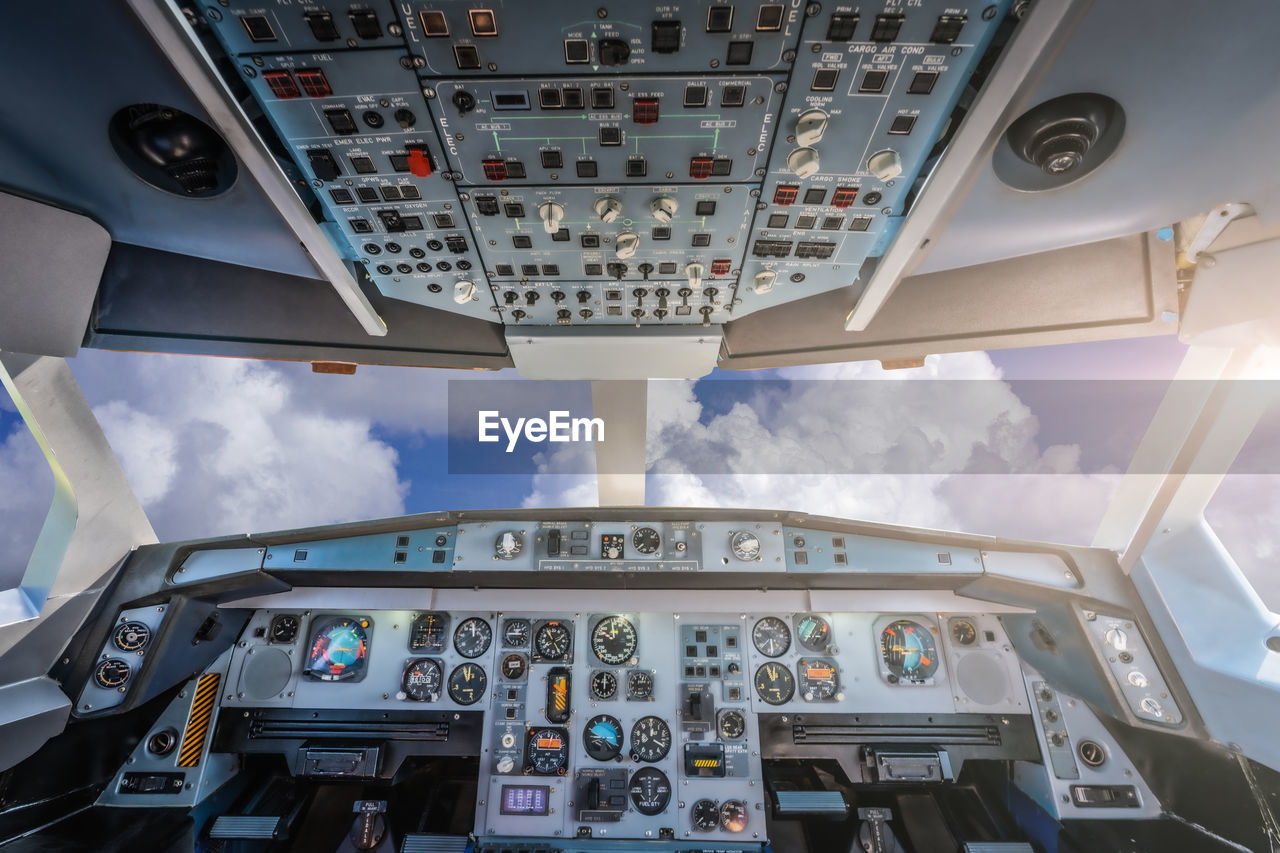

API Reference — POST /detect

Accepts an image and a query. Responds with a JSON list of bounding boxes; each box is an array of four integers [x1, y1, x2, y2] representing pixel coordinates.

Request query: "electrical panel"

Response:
[[199, 0, 1013, 327]]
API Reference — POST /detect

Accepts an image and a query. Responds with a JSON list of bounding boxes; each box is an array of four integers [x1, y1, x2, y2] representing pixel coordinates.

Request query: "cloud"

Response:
[[69, 352, 410, 541], [0, 422, 55, 588]]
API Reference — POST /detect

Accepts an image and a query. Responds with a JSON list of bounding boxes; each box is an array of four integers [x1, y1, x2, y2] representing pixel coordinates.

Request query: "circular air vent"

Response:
[[108, 104, 237, 197], [1078, 739, 1107, 768], [994, 93, 1124, 192], [146, 728, 179, 756]]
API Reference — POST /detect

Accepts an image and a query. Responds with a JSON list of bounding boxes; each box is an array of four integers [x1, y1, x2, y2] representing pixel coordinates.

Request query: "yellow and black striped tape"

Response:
[[177, 672, 220, 767]]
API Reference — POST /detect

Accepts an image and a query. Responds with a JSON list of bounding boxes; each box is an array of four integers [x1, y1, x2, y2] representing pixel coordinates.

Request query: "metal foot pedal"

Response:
[[209, 815, 285, 840], [400, 835, 469, 853]]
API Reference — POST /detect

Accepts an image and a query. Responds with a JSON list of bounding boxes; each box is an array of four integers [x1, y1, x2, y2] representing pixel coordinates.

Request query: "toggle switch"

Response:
[[787, 147, 820, 178], [594, 196, 622, 224], [539, 201, 565, 234], [795, 109, 829, 146]]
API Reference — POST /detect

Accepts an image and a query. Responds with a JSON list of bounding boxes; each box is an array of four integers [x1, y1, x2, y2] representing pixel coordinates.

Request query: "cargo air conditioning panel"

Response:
[[238, 49, 496, 319], [429, 76, 781, 187]]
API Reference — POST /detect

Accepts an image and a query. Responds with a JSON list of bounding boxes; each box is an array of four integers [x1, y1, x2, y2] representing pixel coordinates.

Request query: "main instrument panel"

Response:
[[192, 0, 1014, 328]]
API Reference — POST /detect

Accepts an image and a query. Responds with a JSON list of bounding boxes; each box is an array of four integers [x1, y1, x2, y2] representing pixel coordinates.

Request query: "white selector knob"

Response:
[[752, 270, 777, 294], [539, 201, 565, 234], [452, 280, 477, 304], [685, 263, 705, 289], [615, 232, 640, 259], [594, 196, 622, 224], [650, 196, 679, 223], [496, 756, 515, 774], [787, 147, 820, 179], [795, 109, 829, 146], [867, 149, 903, 181]]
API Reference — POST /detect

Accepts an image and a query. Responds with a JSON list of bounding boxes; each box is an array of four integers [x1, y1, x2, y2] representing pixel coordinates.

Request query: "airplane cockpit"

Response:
[[2, 1, 1279, 852]]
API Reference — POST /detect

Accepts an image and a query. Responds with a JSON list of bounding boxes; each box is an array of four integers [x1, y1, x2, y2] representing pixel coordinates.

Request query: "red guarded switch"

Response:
[[831, 186, 859, 208], [295, 68, 332, 98], [407, 146, 432, 177], [710, 258, 732, 276], [689, 157, 714, 180], [633, 97, 659, 124], [263, 70, 300, 99], [773, 184, 799, 206], [482, 159, 508, 181]]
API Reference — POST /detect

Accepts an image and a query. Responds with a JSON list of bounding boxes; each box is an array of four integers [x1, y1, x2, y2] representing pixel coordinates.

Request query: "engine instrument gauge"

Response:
[[629, 716, 672, 762], [447, 662, 488, 705], [502, 618, 530, 647], [546, 666, 571, 724], [500, 653, 527, 680], [627, 669, 655, 700], [113, 621, 151, 652], [752, 616, 791, 657], [628, 767, 672, 815], [525, 727, 569, 775], [720, 799, 749, 833], [583, 714, 624, 761], [494, 530, 523, 560], [409, 612, 449, 652], [949, 618, 977, 646], [591, 670, 618, 700], [754, 662, 795, 705], [94, 658, 131, 689], [632, 526, 660, 555], [590, 615, 638, 665], [730, 530, 761, 561], [797, 658, 840, 701], [401, 658, 443, 702], [453, 616, 493, 658], [534, 621, 572, 661], [692, 798, 719, 831], [796, 614, 831, 651], [717, 709, 746, 740], [269, 614, 299, 644], [881, 619, 939, 682], [304, 616, 370, 682]]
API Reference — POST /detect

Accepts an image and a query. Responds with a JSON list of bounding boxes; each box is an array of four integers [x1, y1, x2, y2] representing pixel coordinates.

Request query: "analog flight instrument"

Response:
[[304, 616, 370, 682], [401, 658, 443, 702], [627, 669, 655, 700], [629, 716, 672, 762], [453, 616, 493, 658], [796, 614, 832, 651], [591, 670, 618, 700], [632, 526, 660, 555], [525, 727, 569, 775], [720, 799, 749, 833], [718, 709, 746, 740], [269, 614, 299, 644], [502, 618, 530, 647], [754, 662, 795, 705], [447, 662, 487, 705], [730, 530, 762, 561], [628, 767, 672, 815], [881, 619, 939, 682], [409, 612, 449, 652], [950, 618, 977, 646], [752, 616, 791, 657], [590, 615, 638, 665], [583, 714, 624, 761], [94, 658, 131, 689], [534, 621, 572, 661], [692, 798, 719, 831], [113, 621, 151, 652], [798, 658, 840, 701], [500, 653, 527, 680]]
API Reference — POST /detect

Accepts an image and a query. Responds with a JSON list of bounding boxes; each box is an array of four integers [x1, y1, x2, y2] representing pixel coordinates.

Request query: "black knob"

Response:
[[577, 290, 592, 304]]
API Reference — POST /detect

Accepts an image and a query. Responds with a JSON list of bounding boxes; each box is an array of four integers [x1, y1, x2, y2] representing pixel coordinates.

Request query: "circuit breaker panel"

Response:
[[198, 0, 1013, 328]]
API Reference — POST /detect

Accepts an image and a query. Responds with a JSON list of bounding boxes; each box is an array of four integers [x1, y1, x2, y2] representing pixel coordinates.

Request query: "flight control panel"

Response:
[[188, 0, 1014, 328]]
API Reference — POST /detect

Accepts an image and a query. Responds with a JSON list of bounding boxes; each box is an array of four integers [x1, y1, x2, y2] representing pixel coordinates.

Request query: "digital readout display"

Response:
[[500, 785, 550, 816]]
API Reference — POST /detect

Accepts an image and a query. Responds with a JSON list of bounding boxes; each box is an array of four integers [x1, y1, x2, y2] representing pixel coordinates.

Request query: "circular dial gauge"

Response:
[[269, 614, 299, 644], [590, 615, 638, 665], [113, 621, 151, 652], [796, 614, 831, 651], [950, 618, 977, 646], [629, 716, 672, 762], [720, 799, 749, 833], [632, 526, 661, 555], [591, 670, 618, 700], [752, 616, 792, 657], [534, 622, 572, 660], [754, 662, 796, 705], [94, 658, 131, 689], [447, 662, 487, 705], [627, 669, 654, 700], [881, 620, 939, 681], [730, 530, 762, 561], [583, 714, 624, 761], [453, 617, 493, 658], [629, 767, 672, 816], [402, 658, 443, 702], [494, 530, 523, 560], [503, 618, 530, 647], [718, 709, 746, 740], [305, 617, 370, 681], [525, 727, 569, 775], [500, 653, 527, 680], [797, 658, 840, 701], [691, 798, 720, 831]]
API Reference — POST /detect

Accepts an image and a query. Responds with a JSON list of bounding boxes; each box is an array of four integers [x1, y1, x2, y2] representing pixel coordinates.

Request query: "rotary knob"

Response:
[[452, 280, 476, 304], [496, 756, 515, 774], [795, 109, 829, 146], [650, 196, 678, 223], [752, 270, 777, 294], [867, 149, 903, 181], [787, 147, 820, 179], [594, 196, 622, 224], [615, 232, 640, 259], [685, 263, 704, 290], [539, 201, 565, 234]]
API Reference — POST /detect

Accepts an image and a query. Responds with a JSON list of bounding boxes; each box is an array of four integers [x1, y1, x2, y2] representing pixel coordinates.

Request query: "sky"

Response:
[[1, 334, 1277, 608]]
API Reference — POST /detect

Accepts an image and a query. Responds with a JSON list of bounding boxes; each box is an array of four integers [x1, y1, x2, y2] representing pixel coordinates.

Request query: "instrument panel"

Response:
[[222, 600, 1029, 844]]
